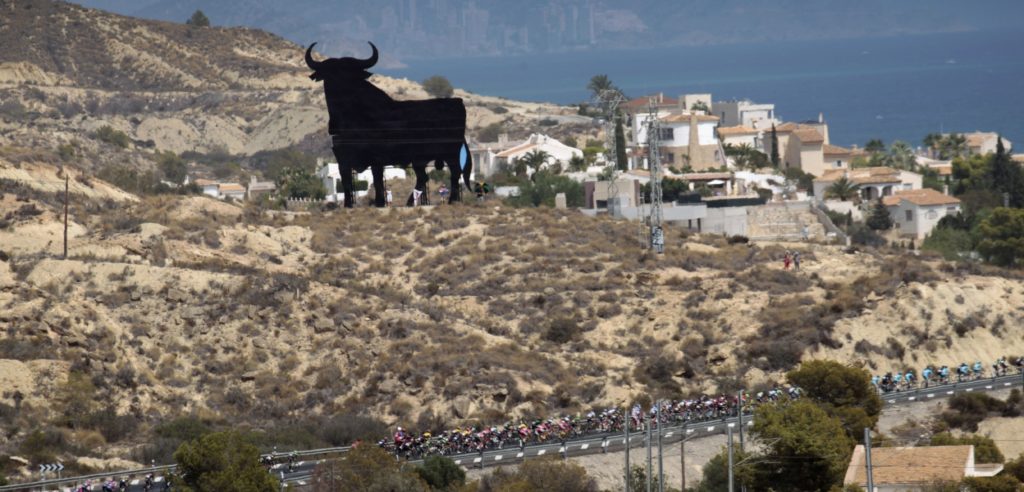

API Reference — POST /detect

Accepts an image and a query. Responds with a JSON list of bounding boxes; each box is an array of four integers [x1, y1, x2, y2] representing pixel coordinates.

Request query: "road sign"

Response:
[[39, 463, 64, 472]]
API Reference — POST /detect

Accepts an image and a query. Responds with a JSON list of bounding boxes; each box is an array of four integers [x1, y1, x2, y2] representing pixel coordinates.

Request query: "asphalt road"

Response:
[[10, 372, 1023, 491]]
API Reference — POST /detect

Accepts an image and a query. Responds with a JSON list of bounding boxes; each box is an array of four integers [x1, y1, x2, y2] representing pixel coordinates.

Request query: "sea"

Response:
[[378, 29, 1024, 149]]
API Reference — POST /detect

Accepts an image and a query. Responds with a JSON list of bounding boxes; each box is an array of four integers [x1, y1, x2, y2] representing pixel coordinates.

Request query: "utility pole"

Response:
[[656, 401, 664, 492], [737, 390, 745, 453], [645, 101, 664, 253], [727, 425, 735, 492], [680, 428, 686, 492], [646, 409, 653, 492], [864, 428, 874, 492], [63, 173, 69, 259], [625, 409, 631, 492]]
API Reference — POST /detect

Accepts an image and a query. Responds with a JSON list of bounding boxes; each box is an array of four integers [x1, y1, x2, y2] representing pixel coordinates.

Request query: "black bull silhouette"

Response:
[[306, 42, 472, 207]]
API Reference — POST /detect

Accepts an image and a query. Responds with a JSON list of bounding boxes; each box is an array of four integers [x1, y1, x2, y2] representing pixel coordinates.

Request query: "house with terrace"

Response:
[[883, 189, 961, 239], [813, 167, 922, 201]]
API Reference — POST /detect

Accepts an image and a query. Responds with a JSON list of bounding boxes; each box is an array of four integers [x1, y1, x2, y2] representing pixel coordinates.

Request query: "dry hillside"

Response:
[[2, 159, 1024, 473], [0, 0, 594, 168]]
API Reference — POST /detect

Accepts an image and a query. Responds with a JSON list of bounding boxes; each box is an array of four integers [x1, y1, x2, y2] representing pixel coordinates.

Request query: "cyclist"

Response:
[[972, 361, 984, 379]]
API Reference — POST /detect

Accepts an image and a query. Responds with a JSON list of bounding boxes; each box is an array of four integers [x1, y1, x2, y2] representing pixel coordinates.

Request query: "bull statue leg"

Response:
[[371, 165, 386, 208], [408, 162, 428, 206], [340, 163, 355, 208]]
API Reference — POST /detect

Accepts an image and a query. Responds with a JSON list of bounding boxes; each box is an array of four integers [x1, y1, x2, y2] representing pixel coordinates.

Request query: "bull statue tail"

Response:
[[460, 140, 473, 190]]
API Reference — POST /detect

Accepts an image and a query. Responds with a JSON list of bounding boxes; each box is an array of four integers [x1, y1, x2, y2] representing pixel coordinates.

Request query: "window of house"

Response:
[[926, 210, 938, 220], [905, 210, 913, 221], [947, 206, 957, 215], [834, 160, 843, 168], [903, 183, 912, 190], [658, 128, 674, 141]]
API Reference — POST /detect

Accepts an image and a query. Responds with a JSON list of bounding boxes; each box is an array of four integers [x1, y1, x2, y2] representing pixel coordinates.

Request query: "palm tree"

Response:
[[888, 140, 915, 170], [587, 75, 615, 100], [567, 154, 587, 172], [939, 133, 968, 160], [923, 133, 942, 158], [825, 176, 859, 202], [518, 149, 551, 179], [865, 139, 886, 154]]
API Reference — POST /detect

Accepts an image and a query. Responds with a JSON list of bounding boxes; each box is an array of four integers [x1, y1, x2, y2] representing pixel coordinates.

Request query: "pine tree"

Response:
[[770, 123, 780, 167], [614, 115, 627, 171], [866, 199, 894, 231], [186, 10, 210, 27], [989, 135, 1023, 208]]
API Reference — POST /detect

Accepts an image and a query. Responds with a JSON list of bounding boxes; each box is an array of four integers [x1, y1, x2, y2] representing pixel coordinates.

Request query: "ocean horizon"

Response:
[[379, 29, 1024, 149]]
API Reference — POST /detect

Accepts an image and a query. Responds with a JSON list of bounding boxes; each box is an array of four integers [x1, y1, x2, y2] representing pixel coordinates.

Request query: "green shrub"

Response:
[[544, 317, 580, 344], [95, 125, 131, 148], [415, 455, 465, 490], [931, 433, 1004, 463]]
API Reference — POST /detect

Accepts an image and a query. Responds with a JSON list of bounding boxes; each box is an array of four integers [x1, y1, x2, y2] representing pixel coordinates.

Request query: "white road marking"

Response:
[[947, 391, 954, 395], [494, 455, 502, 461], [454, 460, 462, 465], [686, 429, 695, 434], [131, 480, 140, 485], [558, 447, 565, 453], [473, 458, 482, 464], [908, 397, 915, 401], [537, 449, 546, 456], [516, 453, 524, 458], [665, 432, 673, 437], [581, 444, 589, 450], [707, 426, 714, 432], [966, 388, 974, 392], [154, 477, 164, 482], [927, 394, 935, 398], [986, 385, 993, 389]]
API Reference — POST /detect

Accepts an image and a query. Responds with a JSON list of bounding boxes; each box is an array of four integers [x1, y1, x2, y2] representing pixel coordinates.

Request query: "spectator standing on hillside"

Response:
[[438, 184, 449, 203], [783, 251, 792, 270], [412, 188, 423, 206], [793, 251, 801, 270], [385, 186, 393, 207]]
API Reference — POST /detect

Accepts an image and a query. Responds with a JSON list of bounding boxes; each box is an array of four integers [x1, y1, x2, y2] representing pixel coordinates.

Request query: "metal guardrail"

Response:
[[0, 447, 350, 492], [7, 372, 1022, 490]]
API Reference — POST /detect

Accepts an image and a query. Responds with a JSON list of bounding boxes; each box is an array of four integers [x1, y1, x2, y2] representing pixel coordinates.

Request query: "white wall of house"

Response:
[[721, 133, 759, 148], [201, 185, 219, 198], [898, 170, 923, 190], [637, 119, 718, 147], [889, 201, 961, 239], [799, 143, 826, 177], [715, 100, 776, 129]]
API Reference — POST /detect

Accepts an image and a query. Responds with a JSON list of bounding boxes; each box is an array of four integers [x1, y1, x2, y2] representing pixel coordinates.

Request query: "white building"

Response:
[[883, 188, 961, 239], [218, 183, 245, 201], [962, 132, 1013, 155], [317, 163, 406, 202], [717, 125, 761, 149], [634, 113, 725, 171], [493, 134, 583, 175], [246, 175, 276, 200], [194, 179, 220, 198], [845, 445, 1002, 491], [469, 133, 517, 178], [714, 99, 777, 130]]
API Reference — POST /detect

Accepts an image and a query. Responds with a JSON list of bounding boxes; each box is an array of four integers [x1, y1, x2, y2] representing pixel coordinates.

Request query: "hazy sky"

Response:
[[73, 0, 1024, 60]]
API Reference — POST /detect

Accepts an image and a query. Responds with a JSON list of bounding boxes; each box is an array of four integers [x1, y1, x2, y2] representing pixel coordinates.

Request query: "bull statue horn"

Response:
[[305, 42, 322, 69], [359, 42, 379, 69]]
